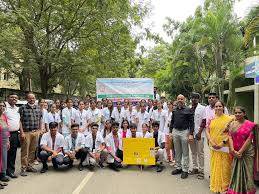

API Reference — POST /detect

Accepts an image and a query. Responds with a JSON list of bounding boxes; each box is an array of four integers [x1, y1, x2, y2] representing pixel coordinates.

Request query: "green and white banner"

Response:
[[96, 78, 154, 101]]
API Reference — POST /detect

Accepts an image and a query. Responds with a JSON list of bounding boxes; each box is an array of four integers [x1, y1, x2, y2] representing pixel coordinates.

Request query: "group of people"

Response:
[[0, 91, 258, 194]]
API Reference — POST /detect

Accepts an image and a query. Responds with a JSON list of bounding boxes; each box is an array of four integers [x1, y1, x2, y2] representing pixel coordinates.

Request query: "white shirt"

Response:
[[142, 131, 152, 138], [40, 132, 65, 151], [126, 131, 143, 138], [162, 102, 168, 111], [136, 111, 150, 132], [150, 131, 166, 147], [85, 133, 105, 152], [192, 103, 206, 137], [102, 107, 113, 122], [124, 109, 137, 124], [121, 106, 129, 113], [5, 102, 20, 132], [61, 107, 76, 134], [45, 112, 61, 125], [151, 109, 168, 133], [87, 108, 102, 130], [41, 109, 48, 130], [111, 107, 125, 124], [146, 106, 154, 118], [105, 133, 123, 152], [64, 133, 85, 153], [74, 109, 90, 135]]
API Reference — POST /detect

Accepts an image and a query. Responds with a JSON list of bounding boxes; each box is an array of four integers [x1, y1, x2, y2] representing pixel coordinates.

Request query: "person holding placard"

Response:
[[126, 123, 142, 138]]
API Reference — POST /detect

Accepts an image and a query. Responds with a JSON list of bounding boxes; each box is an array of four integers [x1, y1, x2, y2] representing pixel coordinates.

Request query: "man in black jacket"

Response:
[[170, 94, 194, 179]]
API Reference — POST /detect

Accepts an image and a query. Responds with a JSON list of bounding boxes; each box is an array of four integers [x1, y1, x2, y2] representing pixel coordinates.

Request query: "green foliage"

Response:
[[139, 0, 249, 107], [0, 0, 149, 97]]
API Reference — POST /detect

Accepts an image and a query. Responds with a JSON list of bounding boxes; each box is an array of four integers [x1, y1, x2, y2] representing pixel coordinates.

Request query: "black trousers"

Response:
[[39, 151, 70, 168], [69, 148, 88, 165], [7, 131, 19, 174]]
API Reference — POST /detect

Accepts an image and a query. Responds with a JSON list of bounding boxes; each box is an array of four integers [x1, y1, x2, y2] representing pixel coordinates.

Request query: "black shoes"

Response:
[[98, 162, 105, 169], [108, 163, 120, 172], [7, 172, 18, 179], [78, 164, 83, 171], [88, 164, 95, 171], [0, 176, 9, 182], [156, 165, 164, 172], [171, 169, 182, 175], [181, 172, 188, 179], [40, 165, 48, 173]]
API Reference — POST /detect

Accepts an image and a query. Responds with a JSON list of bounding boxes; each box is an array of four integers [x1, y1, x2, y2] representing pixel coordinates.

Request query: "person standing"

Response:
[[44, 103, 61, 131], [111, 101, 125, 127], [189, 93, 206, 179], [205, 92, 229, 128], [227, 107, 258, 194], [5, 94, 20, 178], [0, 101, 10, 182], [136, 103, 150, 132], [102, 100, 113, 122], [170, 94, 194, 179], [19, 92, 42, 176], [206, 101, 233, 193], [87, 100, 102, 131], [74, 101, 90, 137], [124, 103, 137, 124], [154, 87, 160, 100], [61, 98, 76, 138]]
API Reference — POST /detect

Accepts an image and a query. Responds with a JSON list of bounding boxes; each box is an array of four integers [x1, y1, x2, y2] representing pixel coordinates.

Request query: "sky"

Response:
[[138, 0, 259, 49]]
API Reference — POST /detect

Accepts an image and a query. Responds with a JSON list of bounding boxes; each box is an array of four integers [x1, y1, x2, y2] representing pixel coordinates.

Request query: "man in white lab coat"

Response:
[[105, 122, 123, 172], [84, 123, 107, 170], [64, 124, 87, 171]]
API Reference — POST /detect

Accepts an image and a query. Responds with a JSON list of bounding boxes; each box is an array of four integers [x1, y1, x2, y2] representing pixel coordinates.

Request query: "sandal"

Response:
[[197, 172, 204, 180], [0, 182, 8, 186]]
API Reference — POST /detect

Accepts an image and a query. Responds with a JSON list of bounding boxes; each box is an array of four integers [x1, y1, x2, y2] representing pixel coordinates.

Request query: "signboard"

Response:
[[96, 78, 154, 101], [123, 138, 155, 165], [256, 58, 259, 84], [245, 62, 255, 78]]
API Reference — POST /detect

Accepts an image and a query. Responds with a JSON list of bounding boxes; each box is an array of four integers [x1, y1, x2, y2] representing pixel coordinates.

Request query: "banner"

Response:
[[96, 78, 154, 101], [123, 138, 155, 165]]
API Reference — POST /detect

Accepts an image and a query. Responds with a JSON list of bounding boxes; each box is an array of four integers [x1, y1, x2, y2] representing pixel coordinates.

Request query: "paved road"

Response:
[[2, 146, 259, 194]]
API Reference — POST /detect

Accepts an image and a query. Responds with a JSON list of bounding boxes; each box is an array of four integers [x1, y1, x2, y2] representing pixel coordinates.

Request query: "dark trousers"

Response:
[[39, 151, 70, 168], [114, 149, 123, 167], [7, 131, 19, 174], [69, 148, 88, 165]]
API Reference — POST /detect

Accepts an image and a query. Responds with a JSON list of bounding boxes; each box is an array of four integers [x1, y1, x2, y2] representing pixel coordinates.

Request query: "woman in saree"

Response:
[[227, 106, 258, 194], [206, 101, 233, 194]]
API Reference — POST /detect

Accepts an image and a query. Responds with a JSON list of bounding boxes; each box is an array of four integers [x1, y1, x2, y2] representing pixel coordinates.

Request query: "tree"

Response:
[[0, 0, 149, 97]]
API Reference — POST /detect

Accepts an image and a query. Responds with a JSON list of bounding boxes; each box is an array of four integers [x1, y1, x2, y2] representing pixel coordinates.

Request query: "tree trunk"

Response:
[[19, 70, 29, 91], [39, 66, 49, 98], [214, 44, 224, 100]]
